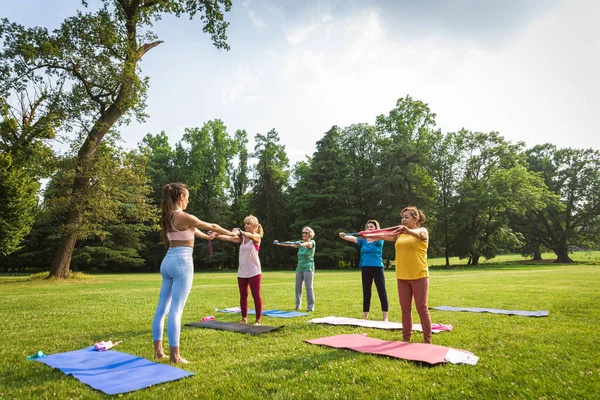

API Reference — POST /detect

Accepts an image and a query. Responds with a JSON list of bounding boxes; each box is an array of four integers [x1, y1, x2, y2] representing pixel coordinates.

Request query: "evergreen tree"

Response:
[[292, 126, 358, 268], [179, 120, 236, 269], [251, 129, 291, 268]]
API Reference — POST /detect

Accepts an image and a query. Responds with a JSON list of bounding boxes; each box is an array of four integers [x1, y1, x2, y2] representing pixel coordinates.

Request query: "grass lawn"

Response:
[[1, 262, 599, 399]]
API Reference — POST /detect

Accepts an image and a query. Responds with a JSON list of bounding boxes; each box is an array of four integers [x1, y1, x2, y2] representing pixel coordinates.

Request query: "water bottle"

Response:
[[201, 315, 215, 322]]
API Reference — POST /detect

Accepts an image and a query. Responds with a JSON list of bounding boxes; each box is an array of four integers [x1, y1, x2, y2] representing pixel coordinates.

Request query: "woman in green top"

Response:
[[274, 226, 316, 311]]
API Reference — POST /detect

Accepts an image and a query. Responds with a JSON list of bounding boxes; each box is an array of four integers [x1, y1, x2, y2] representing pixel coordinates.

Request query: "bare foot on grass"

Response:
[[170, 357, 190, 364]]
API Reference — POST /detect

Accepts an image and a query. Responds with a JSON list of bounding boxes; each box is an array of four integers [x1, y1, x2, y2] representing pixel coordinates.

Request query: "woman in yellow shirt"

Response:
[[365, 206, 432, 343]]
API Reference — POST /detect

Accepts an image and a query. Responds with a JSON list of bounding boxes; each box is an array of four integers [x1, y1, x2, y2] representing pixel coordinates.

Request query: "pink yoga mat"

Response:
[[306, 334, 467, 365]]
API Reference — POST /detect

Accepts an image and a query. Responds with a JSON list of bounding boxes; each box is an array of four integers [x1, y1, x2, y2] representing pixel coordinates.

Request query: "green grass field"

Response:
[[1, 261, 599, 399]]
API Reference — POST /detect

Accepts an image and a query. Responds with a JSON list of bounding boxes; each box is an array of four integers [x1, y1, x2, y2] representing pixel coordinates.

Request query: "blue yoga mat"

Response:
[[219, 308, 308, 318], [33, 346, 193, 395], [431, 306, 549, 317]]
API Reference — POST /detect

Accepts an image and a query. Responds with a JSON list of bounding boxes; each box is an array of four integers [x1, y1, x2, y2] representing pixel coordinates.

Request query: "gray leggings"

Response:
[[295, 270, 315, 311]]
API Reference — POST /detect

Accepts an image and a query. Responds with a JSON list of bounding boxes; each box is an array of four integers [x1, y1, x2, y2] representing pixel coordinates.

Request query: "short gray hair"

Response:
[[302, 226, 315, 238]]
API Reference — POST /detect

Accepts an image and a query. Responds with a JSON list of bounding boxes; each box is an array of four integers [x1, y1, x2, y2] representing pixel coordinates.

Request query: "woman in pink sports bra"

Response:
[[215, 215, 263, 325], [152, 183, 237, 364]]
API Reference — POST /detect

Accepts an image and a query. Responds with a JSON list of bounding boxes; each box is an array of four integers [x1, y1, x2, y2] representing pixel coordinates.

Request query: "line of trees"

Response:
[[2, 2, 600, 275], [2, 95, 600, 273]]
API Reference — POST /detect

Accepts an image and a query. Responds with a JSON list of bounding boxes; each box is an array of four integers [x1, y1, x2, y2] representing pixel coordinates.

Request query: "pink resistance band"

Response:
[[358, 225, 402, 237]]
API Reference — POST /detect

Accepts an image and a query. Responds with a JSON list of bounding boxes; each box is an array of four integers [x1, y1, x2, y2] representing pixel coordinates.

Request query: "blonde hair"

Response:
[[302, 226, 315, 238], [160, 183, 188, 244], [365, 219, 380, 230], [244, 215, 264, 237], [401, 206, 426, 226]]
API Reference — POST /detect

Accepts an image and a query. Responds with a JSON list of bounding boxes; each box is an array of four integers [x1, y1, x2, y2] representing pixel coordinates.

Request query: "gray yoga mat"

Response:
[[186, 320, 284, 335], [431, 306, 549, 317]]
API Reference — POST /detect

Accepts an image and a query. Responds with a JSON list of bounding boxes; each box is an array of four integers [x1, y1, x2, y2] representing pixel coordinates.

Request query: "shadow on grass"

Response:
[[428, 260, 580, 272], [244, 344, 440, 379], [3, 360, 74, 392]]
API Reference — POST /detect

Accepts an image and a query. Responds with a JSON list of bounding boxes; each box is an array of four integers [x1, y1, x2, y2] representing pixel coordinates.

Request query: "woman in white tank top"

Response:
[[215, 215, 264, 325]]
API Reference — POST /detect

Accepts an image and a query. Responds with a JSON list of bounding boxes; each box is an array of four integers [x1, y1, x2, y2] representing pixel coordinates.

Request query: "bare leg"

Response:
[[241, 317, 248, 323], [363, 312, 369, 319], [169, 346, 190, 364], [154, 340, 166, 359], [382, 311, 388, 322]]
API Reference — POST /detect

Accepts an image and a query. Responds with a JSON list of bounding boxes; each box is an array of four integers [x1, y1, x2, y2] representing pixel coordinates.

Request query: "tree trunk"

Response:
[[532, 246, 542, 261], [47, 208, 82, 278], [471, 254, 480, 266], [554, 243, 573, 263], [48, 110, 123, 278], [443, 222, 450, 266]]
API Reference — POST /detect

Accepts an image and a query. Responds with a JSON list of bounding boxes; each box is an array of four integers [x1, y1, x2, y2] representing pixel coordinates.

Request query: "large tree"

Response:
[[292, 126, 358, 268], [0, 0, 232, 277], [522, 144, 600, 262], [139, 131, 176, 203], [372, 95, 440, 226], [230, 129, 250, 228], [181, 120, 235, 222], [227, 129, 251, 269], [339, 123, 380, 226], [180, 120, 236, 268], [10, 141, 157, 272], [251, 129, 291, 268], [428, 131, 463, 266], [448, 130, 546, 265], [0, 85, 61, 257]]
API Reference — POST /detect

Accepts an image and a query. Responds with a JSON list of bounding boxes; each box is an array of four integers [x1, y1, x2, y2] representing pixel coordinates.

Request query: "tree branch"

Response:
[[66, 59, 108, 111], [136, 40, 164, 60]]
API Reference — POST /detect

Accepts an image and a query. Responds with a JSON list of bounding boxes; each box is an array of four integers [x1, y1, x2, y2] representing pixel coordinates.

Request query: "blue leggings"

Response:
[[152, 247, 194, 347]]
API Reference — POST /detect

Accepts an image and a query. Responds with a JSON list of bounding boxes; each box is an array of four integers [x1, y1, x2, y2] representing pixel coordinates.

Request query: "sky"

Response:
[[2, 0, 599, 164]]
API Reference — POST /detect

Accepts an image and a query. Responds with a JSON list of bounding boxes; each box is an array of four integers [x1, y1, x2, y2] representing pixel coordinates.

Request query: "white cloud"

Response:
[[430, 0, 600, 149], [51, 0, 594, 163], [248, 10, 266, 28], [320, 12, 333, 23], [286, 23, 320, 45], [220, 67, 261, 105]]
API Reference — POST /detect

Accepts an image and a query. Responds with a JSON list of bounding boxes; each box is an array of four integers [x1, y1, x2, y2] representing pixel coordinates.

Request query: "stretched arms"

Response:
[[194, 229, 219, 241], [338, 232, 358, 244], [175, 212, 237, 237]]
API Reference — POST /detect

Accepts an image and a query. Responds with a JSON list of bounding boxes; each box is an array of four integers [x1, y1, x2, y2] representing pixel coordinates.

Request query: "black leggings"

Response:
[[361, 267, 388, 312]]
